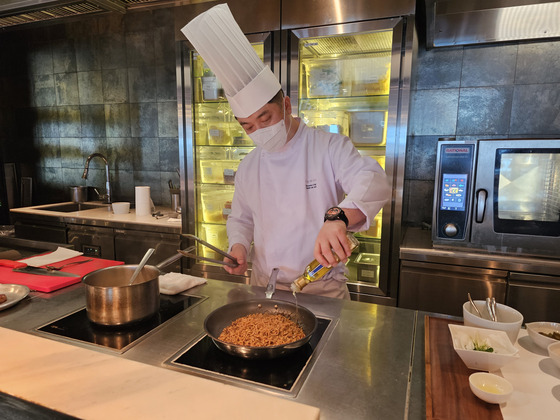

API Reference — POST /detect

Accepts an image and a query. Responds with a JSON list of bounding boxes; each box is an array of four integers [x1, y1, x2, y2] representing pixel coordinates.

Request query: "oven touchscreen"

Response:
[[440, 174, 468, 211]]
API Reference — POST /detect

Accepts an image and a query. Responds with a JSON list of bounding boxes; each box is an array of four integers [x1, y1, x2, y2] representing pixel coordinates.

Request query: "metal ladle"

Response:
[[128, 248, 155, 285]]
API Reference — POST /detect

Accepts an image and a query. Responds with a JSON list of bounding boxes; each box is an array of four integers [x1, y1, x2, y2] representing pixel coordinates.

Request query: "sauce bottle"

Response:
[[290, 232, 360, 293]]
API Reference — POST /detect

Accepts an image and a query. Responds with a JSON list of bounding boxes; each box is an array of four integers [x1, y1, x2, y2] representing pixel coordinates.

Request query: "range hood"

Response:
[[0, 0, 178, 29], [426, 0, 560, 48]]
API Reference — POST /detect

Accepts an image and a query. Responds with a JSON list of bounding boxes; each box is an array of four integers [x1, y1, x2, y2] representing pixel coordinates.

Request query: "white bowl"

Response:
[[526, 322, 560, 350], [449, 324, 520, 372], [548, 341, 560, 370], [112, 202, 130, 214], [469, 372, 513, 404], [462, 301, 523, 343]]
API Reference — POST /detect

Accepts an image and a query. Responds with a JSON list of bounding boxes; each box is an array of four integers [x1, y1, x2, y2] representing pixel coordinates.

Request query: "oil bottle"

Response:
[[290, 232, 360, 293]]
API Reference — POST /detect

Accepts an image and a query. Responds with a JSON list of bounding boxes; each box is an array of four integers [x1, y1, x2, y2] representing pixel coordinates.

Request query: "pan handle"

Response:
[[179, 234, 239, 268]]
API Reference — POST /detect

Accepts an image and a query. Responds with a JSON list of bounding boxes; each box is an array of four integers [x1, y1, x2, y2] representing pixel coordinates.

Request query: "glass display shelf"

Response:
[[299, 95, 389, 110]]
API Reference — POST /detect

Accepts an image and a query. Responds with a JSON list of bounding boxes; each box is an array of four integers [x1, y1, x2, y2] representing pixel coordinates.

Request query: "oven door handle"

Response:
[[475, 189, 487, 223]]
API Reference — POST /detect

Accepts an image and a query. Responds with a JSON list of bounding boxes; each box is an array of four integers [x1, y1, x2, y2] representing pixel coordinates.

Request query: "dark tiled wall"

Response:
[[405, 40, 560, 226], [0, 9, 179, 206]]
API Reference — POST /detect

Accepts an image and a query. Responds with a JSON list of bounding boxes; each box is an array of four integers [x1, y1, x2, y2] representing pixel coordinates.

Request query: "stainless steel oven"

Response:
[[432, 138, 560, 258]]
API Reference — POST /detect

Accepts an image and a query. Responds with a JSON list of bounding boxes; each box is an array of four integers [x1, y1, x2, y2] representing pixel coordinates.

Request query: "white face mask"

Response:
[[248, 100, 292, 152]]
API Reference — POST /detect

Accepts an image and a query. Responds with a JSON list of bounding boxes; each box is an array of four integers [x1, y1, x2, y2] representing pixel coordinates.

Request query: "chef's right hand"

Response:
[[224, 243, 247, 275]]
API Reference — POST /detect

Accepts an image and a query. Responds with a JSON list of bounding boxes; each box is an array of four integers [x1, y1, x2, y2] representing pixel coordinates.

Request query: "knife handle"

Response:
[[0, 259, 27, 269]]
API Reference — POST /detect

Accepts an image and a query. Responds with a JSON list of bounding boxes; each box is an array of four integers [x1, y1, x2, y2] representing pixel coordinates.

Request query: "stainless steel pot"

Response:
[[82, 251, 183, 326], [82, 252, 184, 326], [69, 186, 88, 203], [204, 299, 318, 359], [83, 265, 160, 326]]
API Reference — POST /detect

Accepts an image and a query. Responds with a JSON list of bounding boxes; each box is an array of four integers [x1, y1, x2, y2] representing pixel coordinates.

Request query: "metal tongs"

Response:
[[486, 297, 498, 322], [178, 234, 239, 268], [265, 268, 279, 299]]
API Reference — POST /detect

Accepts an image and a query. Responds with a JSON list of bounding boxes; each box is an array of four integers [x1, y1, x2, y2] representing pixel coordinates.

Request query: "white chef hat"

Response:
[[181, 4, 281, 118]]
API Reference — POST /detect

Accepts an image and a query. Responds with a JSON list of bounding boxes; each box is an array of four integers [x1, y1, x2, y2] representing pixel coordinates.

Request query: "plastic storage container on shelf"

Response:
[[302, 110, 349, 137], [207, 121, 232, 145], [355, 252, 380, 285], [200, 188, 234, 223], [199, 160, 241, 184], [351, 55, 391, 96], [350, 111, 387, 146], [303, 59, 351, 98], [230, 124, 254, 146]]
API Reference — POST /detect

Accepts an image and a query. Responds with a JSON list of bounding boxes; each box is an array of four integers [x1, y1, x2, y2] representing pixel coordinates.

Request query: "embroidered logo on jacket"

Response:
[[306, 178, 317, 190]]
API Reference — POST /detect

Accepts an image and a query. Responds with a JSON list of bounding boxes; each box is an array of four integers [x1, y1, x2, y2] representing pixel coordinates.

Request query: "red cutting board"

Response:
[[0, 256, 124, 292]]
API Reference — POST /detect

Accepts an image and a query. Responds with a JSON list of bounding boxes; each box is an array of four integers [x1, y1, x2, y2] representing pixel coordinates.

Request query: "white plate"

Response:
[[0, 284, 30, 311]]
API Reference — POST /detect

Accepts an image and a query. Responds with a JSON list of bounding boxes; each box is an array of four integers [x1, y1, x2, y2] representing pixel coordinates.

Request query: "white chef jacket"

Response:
[[226, 120, 391, 298]]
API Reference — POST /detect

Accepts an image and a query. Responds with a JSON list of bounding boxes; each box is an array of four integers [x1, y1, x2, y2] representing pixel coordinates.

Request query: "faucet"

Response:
[[82, 153, 112, 204]]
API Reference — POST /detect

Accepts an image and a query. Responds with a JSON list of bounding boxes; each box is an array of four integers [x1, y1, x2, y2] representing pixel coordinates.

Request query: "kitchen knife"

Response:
[[0, 259, 80, 277]]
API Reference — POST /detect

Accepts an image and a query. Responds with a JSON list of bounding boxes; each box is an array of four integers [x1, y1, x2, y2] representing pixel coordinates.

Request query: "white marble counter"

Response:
[[0, 327, 320, 420], [11, 202, 182, 232]]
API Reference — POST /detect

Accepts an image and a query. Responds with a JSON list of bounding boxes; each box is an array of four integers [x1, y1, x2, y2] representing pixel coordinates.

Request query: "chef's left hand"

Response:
[[314, 220, 351, 268]]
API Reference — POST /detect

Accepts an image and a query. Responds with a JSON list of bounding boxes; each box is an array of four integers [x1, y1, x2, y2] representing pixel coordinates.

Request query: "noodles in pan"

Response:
[[218, 313, 305, 347]]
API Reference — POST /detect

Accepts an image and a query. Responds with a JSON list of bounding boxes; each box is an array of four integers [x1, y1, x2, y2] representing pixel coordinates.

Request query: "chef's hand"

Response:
[[314, 220, 351, 269], [223, 243, 248, 275]]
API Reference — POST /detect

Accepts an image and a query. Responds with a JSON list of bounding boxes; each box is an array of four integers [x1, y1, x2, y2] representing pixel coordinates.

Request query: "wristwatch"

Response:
[[324, 206, 349, 227]]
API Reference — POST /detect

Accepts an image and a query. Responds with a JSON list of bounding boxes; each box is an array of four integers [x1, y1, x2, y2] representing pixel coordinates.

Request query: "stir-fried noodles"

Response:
[[218, 313, 305, 347]]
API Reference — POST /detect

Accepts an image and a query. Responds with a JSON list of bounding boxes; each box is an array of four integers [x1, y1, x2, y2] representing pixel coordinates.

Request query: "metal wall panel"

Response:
[[174, 0, 281, 41], [426, 0, 560, 48], [282, 0, 415, 29]]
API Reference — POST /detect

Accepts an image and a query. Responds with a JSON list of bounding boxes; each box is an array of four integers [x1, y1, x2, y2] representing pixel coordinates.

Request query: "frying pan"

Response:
[[204, 299, 318, 359]]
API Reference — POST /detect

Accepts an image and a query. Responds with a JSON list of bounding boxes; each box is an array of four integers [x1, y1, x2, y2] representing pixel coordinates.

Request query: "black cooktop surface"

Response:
[[169, 317, 330, 392], [37, 294, 203, 352]]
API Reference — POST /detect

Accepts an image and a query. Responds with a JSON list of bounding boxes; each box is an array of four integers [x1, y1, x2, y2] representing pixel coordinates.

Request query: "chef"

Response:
[[182, 4, 391, 299]]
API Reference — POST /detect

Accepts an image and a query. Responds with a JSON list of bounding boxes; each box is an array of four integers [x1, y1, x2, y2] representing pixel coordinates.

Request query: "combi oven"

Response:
[[432, 138, 560, 258]]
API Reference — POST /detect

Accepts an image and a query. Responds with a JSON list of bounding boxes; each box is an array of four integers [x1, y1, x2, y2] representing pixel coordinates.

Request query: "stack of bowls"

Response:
[[462, 301, 523, 344]]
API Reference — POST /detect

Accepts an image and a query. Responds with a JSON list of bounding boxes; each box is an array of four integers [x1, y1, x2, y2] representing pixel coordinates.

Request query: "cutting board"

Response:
[[425, 315, 503, 420], [0, 256, 124, 292]]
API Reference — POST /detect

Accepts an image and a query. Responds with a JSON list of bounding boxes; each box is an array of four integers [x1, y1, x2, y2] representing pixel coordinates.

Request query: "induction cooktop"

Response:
[[165, 317, 332, 396], [35, 294, 204, 353]]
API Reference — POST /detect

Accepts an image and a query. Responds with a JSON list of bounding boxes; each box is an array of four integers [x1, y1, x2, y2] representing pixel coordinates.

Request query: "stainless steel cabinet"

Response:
[[14, 219, 67, 244], [67, 224, 115, 259], [398, 260, 507, 316], [507, 273, 560, 323], [114, 229, 181, 273]]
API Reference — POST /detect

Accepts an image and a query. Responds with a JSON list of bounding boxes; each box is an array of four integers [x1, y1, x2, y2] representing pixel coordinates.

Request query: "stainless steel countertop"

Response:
[[0, 279, 424, 420], [401, 227, 560, 276]]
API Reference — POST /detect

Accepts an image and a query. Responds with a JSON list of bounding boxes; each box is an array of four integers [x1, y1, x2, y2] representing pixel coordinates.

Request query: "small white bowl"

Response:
[[548, 341, 560, 370], [449, 324, 520, 372], [112, 202, 130, 214], [526, 322, 560, 350], [463, 301, 523, 343], [469, 372, 513, 404]]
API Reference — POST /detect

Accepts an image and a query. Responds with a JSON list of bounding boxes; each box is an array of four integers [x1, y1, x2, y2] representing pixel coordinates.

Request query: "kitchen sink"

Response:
[[37, 203, 110, 213]]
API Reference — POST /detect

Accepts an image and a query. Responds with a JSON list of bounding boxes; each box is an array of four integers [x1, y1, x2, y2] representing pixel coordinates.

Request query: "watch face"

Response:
[[326, 207, 341, 219]]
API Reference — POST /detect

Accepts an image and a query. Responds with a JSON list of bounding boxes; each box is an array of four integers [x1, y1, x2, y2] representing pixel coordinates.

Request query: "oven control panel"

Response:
[[433, 142, 476, 241]]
